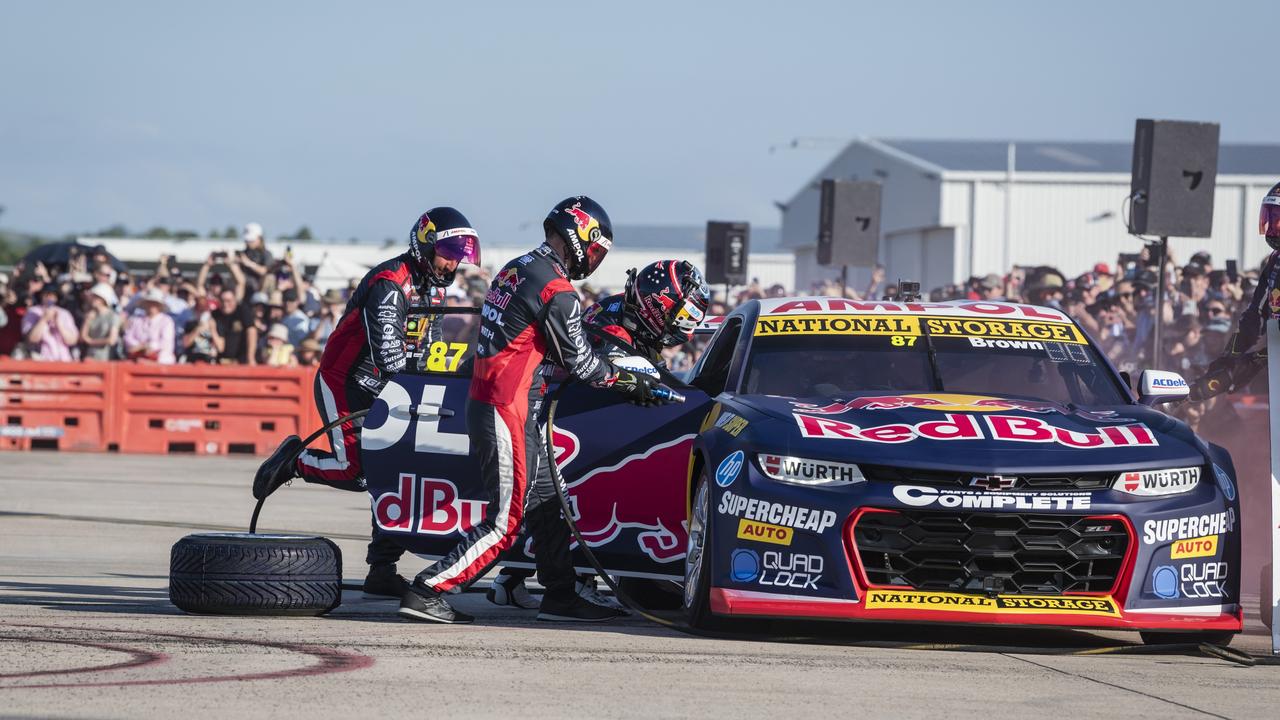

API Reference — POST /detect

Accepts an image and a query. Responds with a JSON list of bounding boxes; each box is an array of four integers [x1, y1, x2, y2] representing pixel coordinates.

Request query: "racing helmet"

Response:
[[409, 207, 481, 286], [623, 260, 711, 347], [1261, 181, 1280, 250], [543, 196, 613, 280]]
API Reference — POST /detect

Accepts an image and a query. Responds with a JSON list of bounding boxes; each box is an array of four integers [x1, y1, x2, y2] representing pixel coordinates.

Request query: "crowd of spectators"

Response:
[[0, 225, 1257, 398]]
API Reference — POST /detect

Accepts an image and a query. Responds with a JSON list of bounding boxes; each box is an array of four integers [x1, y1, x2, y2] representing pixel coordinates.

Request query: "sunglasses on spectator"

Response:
[[1118, 292, 1133, 299], [1207, 306, 1227, 315]]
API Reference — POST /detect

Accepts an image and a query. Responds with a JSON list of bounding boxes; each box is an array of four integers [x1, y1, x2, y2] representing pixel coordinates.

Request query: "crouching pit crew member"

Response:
[[399, 196, 674, 624], [253, 207, 480, 597], [488, 259, 710, 610]]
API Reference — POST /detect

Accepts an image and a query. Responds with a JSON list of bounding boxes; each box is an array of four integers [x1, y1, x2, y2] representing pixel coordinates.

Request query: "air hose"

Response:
[[248, 408, 370, 534]]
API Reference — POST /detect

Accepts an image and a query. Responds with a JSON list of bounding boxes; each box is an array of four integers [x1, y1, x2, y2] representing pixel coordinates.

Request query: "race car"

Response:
[[362, 297, 1240, 644]]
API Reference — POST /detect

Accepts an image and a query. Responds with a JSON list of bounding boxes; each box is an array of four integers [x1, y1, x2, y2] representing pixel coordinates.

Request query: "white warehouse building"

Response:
[[780, 138, 1280, 294]]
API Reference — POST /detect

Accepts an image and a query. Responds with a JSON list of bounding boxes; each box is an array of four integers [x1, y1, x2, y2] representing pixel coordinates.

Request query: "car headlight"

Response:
[[755, 453, 865, 487], [1112, 465, 1201, 496]]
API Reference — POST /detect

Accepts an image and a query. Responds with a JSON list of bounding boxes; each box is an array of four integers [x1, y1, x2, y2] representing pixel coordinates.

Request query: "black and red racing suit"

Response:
[[413, 243, 618, 596], [296, 252, 443, 568], [1233, 250, 1280, 352]]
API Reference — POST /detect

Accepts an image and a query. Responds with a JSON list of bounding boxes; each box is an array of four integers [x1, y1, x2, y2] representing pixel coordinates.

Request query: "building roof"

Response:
[[878, 139, 1280, 176]]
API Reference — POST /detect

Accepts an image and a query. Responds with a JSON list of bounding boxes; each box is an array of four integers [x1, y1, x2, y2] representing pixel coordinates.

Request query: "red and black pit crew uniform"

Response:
[[496, 292, 664, 588], [1233, 250, 1280, 353], [413, 244, 616, 597], [295, 253, 443, 566]]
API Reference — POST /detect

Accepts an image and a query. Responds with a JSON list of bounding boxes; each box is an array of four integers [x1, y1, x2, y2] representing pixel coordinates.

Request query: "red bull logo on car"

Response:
[[373, 474, 487, 535], [796, 393, 1061, 415], [795, 411, 1158, 449], [561, 434, 694, 563]]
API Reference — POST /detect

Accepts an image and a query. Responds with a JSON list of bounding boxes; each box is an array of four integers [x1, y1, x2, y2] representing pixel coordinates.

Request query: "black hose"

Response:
[[248, 408, 371, 534], [542, 382, 1271, 664]]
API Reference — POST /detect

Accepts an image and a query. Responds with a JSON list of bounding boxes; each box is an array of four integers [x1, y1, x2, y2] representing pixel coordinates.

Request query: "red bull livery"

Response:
[[362, 297, 1241, 646]]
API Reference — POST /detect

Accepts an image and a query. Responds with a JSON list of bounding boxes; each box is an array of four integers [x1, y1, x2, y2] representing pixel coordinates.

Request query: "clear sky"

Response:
[[1, 0, 1272, 245]]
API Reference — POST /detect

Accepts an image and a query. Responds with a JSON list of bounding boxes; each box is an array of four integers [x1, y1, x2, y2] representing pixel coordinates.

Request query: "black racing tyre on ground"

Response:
[[169, 533, 342, 616], [1140, 630, 1236, 647]]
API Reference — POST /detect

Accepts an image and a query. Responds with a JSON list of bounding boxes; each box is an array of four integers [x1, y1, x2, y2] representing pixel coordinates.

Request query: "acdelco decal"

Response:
[[795, 411, 1157, 449], [893, 484, 1092, 511], [717, 490, 838, 533], [1143, 512, 1232, 545], [754, 314, 920, 337], [923, 317, 1086, 344], [865, 590, 1119, 617]]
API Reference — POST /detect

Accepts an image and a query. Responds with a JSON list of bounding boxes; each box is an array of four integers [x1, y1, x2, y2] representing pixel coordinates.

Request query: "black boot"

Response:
[[363, 565, 411, 599], [253, 435, 302, 500], [536, 592, 626, 622], [398, 582, 474, 624]]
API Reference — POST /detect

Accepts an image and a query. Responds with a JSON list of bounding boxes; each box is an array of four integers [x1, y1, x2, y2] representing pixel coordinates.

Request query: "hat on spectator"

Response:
[[1183, 263, 1206, 278], [250, 291, 269, 306], [242, 222, 264, 243], [979, 273, 1002, 290], [268, 292, 284, 309], [88, 283, 118, 307], [1191, 251, 1212, 267], [1093, 263, 1111, 275], [71, 272, 93, 285], [299, 338, 321, 353], [267, 323, 289, 342], [137, 288, 166, 309], [322, 288, 345, 305]]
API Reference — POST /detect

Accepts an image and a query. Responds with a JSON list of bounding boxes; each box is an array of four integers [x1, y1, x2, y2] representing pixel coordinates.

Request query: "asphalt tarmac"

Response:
[[1, 452, 1278, 719]]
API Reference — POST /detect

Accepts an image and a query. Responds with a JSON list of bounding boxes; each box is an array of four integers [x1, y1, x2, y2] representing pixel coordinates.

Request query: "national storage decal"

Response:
[[753, 313, 1086, 344], [864, 590, 1120, 617]]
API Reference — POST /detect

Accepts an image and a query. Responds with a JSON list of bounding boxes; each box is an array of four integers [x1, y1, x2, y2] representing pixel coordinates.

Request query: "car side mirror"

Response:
[[1138, 369, 1189, 406]]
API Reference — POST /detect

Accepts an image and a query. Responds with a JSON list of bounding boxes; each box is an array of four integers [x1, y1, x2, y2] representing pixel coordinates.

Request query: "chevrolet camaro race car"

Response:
[[363, 297, 1240, 644]]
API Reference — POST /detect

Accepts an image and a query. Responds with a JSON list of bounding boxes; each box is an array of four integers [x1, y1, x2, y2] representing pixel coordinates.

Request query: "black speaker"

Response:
[[705, 221, 749, 285], [817, 179, 881, 266], [1129, 119, 1220, 238]]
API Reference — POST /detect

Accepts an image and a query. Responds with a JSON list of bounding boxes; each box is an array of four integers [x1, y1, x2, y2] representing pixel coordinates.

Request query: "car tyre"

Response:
[[169, 533, 342, 616], [682, 472, 722, 630], [1139, 630, 1236, 647]]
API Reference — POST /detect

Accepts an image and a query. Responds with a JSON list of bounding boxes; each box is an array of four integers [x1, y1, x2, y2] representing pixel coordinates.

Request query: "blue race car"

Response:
[[363, 297, 1240, 644]]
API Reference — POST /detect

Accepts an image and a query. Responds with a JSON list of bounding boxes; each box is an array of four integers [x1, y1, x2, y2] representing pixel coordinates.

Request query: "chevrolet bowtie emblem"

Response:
[[970, 475, 1017, 490]]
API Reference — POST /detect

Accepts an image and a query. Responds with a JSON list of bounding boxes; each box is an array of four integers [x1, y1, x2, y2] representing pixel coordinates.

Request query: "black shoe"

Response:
[[253, 435, 303, 500], [536, 592, 627, 622], [398, 583, 474, 624], [363, 565, 411, 599]]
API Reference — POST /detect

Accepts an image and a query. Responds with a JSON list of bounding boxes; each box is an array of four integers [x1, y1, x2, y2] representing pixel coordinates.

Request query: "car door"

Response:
[[361, 306, 712, 579]]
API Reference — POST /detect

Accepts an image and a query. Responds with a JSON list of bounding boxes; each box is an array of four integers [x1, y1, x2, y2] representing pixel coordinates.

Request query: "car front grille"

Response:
[[860, 465, 1114, 491], [851, 509, 1130, 595]]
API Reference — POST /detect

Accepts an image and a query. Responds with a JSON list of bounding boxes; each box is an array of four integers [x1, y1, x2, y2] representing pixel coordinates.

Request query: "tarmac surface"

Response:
[[2, 452, 1279, 719]]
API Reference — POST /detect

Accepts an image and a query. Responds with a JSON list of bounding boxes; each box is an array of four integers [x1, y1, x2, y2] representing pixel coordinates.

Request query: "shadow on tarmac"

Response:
[[0, 580, 181, 616]]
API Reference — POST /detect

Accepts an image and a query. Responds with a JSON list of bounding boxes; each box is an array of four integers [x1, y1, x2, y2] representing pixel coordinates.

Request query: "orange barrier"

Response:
[[0, 360, 317, 455], [114, 364, 315, 455], [0, 360, 115, 452]]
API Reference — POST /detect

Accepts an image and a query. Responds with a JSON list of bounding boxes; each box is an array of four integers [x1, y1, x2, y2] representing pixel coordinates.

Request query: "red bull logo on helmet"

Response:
[[560, 434, 694, 563], [564, 202, 608, 247]]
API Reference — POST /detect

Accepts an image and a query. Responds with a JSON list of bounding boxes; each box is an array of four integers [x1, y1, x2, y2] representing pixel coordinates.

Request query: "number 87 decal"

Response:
[[425, 341, 469, 372]]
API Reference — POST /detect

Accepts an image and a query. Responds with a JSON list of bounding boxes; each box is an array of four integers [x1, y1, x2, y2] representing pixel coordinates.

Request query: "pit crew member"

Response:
[[253, 207, 480, 597]]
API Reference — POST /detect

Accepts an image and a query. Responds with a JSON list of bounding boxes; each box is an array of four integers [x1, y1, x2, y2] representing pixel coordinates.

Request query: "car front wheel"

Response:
[[682, 471, 718, 630]]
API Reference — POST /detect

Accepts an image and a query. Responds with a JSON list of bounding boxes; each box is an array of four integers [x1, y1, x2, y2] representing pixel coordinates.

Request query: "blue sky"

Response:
[[1, 1, 1271, 245]]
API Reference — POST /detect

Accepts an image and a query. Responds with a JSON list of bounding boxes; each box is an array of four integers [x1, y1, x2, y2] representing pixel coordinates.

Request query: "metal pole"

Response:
[[840, 265, 848, 298], [1152, 236, 1169, 369]]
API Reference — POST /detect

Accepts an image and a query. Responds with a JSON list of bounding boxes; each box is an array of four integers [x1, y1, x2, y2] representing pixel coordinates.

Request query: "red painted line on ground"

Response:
[[0, 623, 374, 689], [0, 636, 169, 679]]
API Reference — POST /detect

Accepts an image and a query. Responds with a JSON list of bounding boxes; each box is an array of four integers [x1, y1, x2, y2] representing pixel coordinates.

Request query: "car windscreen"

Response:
[[743, 314, 1127, 405]]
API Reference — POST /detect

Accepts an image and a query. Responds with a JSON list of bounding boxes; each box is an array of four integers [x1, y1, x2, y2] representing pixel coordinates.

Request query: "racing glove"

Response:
[[611, 368, 665, 406]]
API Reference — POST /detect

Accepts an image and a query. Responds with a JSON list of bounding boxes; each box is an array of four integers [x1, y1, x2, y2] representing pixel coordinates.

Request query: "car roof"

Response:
[[752, 296, 1075, 324]]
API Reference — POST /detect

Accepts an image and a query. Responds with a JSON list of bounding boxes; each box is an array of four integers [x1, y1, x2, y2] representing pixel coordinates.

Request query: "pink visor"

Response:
[[434, 227, 481, 265], [1261, 195, 1280, 238]]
